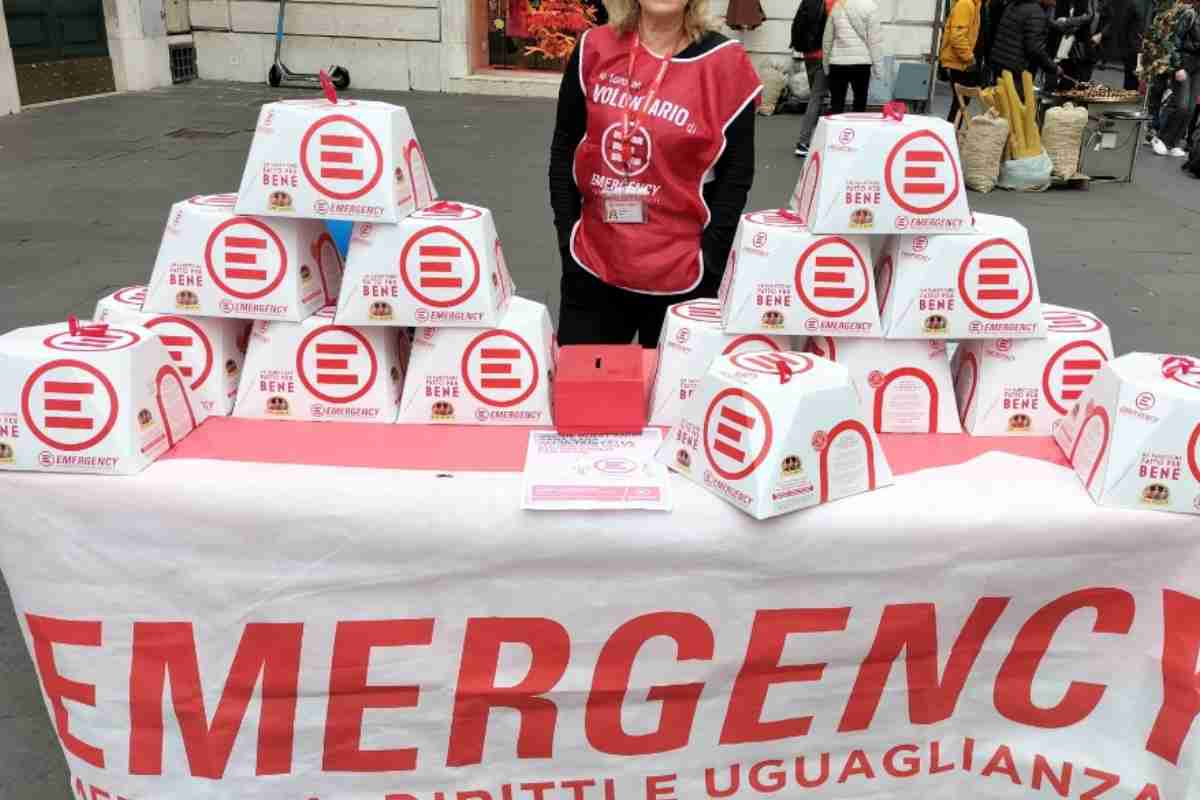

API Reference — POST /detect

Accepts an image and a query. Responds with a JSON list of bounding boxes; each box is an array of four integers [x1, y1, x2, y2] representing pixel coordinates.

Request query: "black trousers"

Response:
[[828, 64, 872, 114], [557, 247, 722, 347], [946, 67, 981, 122]]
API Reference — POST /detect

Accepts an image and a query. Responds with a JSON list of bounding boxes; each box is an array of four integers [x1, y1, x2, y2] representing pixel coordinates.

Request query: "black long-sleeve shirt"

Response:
[[548, 33, 757, 283]]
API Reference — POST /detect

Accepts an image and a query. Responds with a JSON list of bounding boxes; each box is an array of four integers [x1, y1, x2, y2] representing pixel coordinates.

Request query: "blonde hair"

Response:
[[605, 0, 717, 43]]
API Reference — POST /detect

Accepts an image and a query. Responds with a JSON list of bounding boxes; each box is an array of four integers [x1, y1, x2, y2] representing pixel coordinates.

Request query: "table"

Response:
[[1, 421, 1197, 800]]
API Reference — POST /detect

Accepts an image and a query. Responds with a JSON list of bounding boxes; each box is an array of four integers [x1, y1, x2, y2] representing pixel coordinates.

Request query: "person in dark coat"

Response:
[[1097, 0, 1145, 88], [990, 0, 1065, 93], [791, 0, 831, 157], [1051, 0, 1107, 90]]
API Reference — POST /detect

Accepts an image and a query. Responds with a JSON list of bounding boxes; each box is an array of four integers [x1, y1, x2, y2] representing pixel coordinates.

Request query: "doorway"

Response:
[[3, 0, 116, 104]]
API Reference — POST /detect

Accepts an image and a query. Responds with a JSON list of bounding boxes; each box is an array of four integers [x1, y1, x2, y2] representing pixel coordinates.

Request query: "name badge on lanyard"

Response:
[[604, 35, 673, 225]]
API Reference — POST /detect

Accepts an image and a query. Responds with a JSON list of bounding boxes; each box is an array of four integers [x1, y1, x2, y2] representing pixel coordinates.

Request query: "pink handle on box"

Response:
[[319, 69, 338, 104], [67, 315, 109, 338], [776, 208, 804, 223], [882, 101, 907, 121], [1163, 356, 1196, 379], [776, 358, 793, 384]]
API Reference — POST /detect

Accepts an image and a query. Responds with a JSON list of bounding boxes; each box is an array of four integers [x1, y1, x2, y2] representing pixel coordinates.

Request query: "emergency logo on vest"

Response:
[[145, 316, 214, 392], [704, 387, 773, 482], [296, 326, 379, 405], [21, 360, 119, 452], [300, 115, 384, 201], [884, 130, 961, 215], [205, 218, 289, 301], [601, 122, 653, 177], [461, 330, 540, 411], [795, 237, 871, 320], [1042, 341, 1108, 415], [400, 226, 481, 309], [957, 238, 1036, 325]]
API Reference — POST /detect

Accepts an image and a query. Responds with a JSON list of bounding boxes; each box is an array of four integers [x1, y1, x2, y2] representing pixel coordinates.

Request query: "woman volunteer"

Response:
[[548, 0, 763, 346]]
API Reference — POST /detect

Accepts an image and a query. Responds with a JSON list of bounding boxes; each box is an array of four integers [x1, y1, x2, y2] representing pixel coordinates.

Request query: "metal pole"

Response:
[[926, 0, 945, 111]]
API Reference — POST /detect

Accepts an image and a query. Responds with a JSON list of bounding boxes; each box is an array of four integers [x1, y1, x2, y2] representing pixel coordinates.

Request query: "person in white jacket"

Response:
[[822, 0, 884, 113]]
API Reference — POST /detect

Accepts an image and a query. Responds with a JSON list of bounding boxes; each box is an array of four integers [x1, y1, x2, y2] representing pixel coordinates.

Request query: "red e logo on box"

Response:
[[44, 327, 140, 352], [205, 218, 288, 300], [21, 360, 119, 451], [300, 115, 384, 201], [1188, 424, 1200, 483], [461, 330, 539, 408], [704, 388, 773, 481], [957, 239, 1035, 320], [672, 300, 723, 323], [723, 334, 783, 357], [146, 316, 214, 391], [795, 237, 870, 318], [1043, 308, 1103, 333], [1042, 341, 1107, 415], [400, 227, 481, 308], [884, 131, 960, 214], [296, 326, 378, 404], [731, 351, 814, 376], [113, 286, 147, 307]]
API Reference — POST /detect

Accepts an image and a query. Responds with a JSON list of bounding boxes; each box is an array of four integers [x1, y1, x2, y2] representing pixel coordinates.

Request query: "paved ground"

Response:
[[1, 75, 1199, 798]]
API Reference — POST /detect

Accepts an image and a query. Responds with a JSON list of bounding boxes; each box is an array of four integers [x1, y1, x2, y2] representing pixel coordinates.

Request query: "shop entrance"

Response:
[[477, 0, 604, 72], [3, 0, 115, 105]]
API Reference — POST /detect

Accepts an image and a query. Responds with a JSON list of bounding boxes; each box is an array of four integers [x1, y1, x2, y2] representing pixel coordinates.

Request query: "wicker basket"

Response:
[[1042, 103, 1089, 179], [960, 109, 1010, 193]]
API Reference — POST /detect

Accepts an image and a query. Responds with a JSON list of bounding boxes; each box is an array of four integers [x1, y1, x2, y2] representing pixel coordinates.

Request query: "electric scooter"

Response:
[[267, 0, 351, 90]]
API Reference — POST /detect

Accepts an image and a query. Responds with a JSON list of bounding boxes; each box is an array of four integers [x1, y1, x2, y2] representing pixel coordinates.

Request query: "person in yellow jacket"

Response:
[[940, 0, 983, 122]]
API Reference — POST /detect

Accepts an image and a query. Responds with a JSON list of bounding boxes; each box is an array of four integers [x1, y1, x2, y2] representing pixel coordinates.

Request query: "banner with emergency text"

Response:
[[0, 454, 1197, 800]]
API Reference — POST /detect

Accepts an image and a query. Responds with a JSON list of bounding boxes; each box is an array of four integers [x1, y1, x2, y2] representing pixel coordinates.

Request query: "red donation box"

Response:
[[554, 345, 647, 435]]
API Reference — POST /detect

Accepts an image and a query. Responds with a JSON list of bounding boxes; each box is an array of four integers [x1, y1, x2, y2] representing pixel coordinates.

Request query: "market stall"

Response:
[[1, 421, 1198, 800]]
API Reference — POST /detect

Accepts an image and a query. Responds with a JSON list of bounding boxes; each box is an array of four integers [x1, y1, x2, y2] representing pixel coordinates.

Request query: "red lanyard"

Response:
[[620, 34, 676, 177]]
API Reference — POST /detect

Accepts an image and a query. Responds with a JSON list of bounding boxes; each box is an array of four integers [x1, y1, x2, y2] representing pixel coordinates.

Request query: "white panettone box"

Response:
[[650, 299, 792, 427], [233, 306, 406, 423], [790, 112, 972, 235], [235, 98, 436, 223], [802, 336, 961, 433], [336, 201, 514, 328], [1054, 353, 1200, 516], [878, 212, 1044, 340], [144, 193, 343, 322], [0, 320, 206, 474], [398, 296, 553, 425], [656, 350, 893, 520], [95, 286, 251, 416], [719, 210, 881, 337], [954, 304, 1115, 436]]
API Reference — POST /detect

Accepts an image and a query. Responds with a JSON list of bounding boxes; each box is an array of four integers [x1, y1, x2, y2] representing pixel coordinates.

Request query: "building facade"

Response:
[[2, 0, 939, 111]]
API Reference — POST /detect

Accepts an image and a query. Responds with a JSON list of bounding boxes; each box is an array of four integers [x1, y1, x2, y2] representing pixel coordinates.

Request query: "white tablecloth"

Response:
[[1, 452, 1197, 800]]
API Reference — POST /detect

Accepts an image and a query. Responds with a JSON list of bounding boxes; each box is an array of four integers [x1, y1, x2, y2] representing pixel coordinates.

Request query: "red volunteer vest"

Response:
[[571, 27, 762, 294]]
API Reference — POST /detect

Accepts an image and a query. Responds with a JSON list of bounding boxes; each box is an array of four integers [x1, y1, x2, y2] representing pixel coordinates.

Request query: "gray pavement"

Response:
[[1, 78, 1199, 799]]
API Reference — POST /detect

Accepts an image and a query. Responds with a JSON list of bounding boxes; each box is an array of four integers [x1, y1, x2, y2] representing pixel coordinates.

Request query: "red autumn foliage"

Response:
[[523, 0, 597, 60]]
